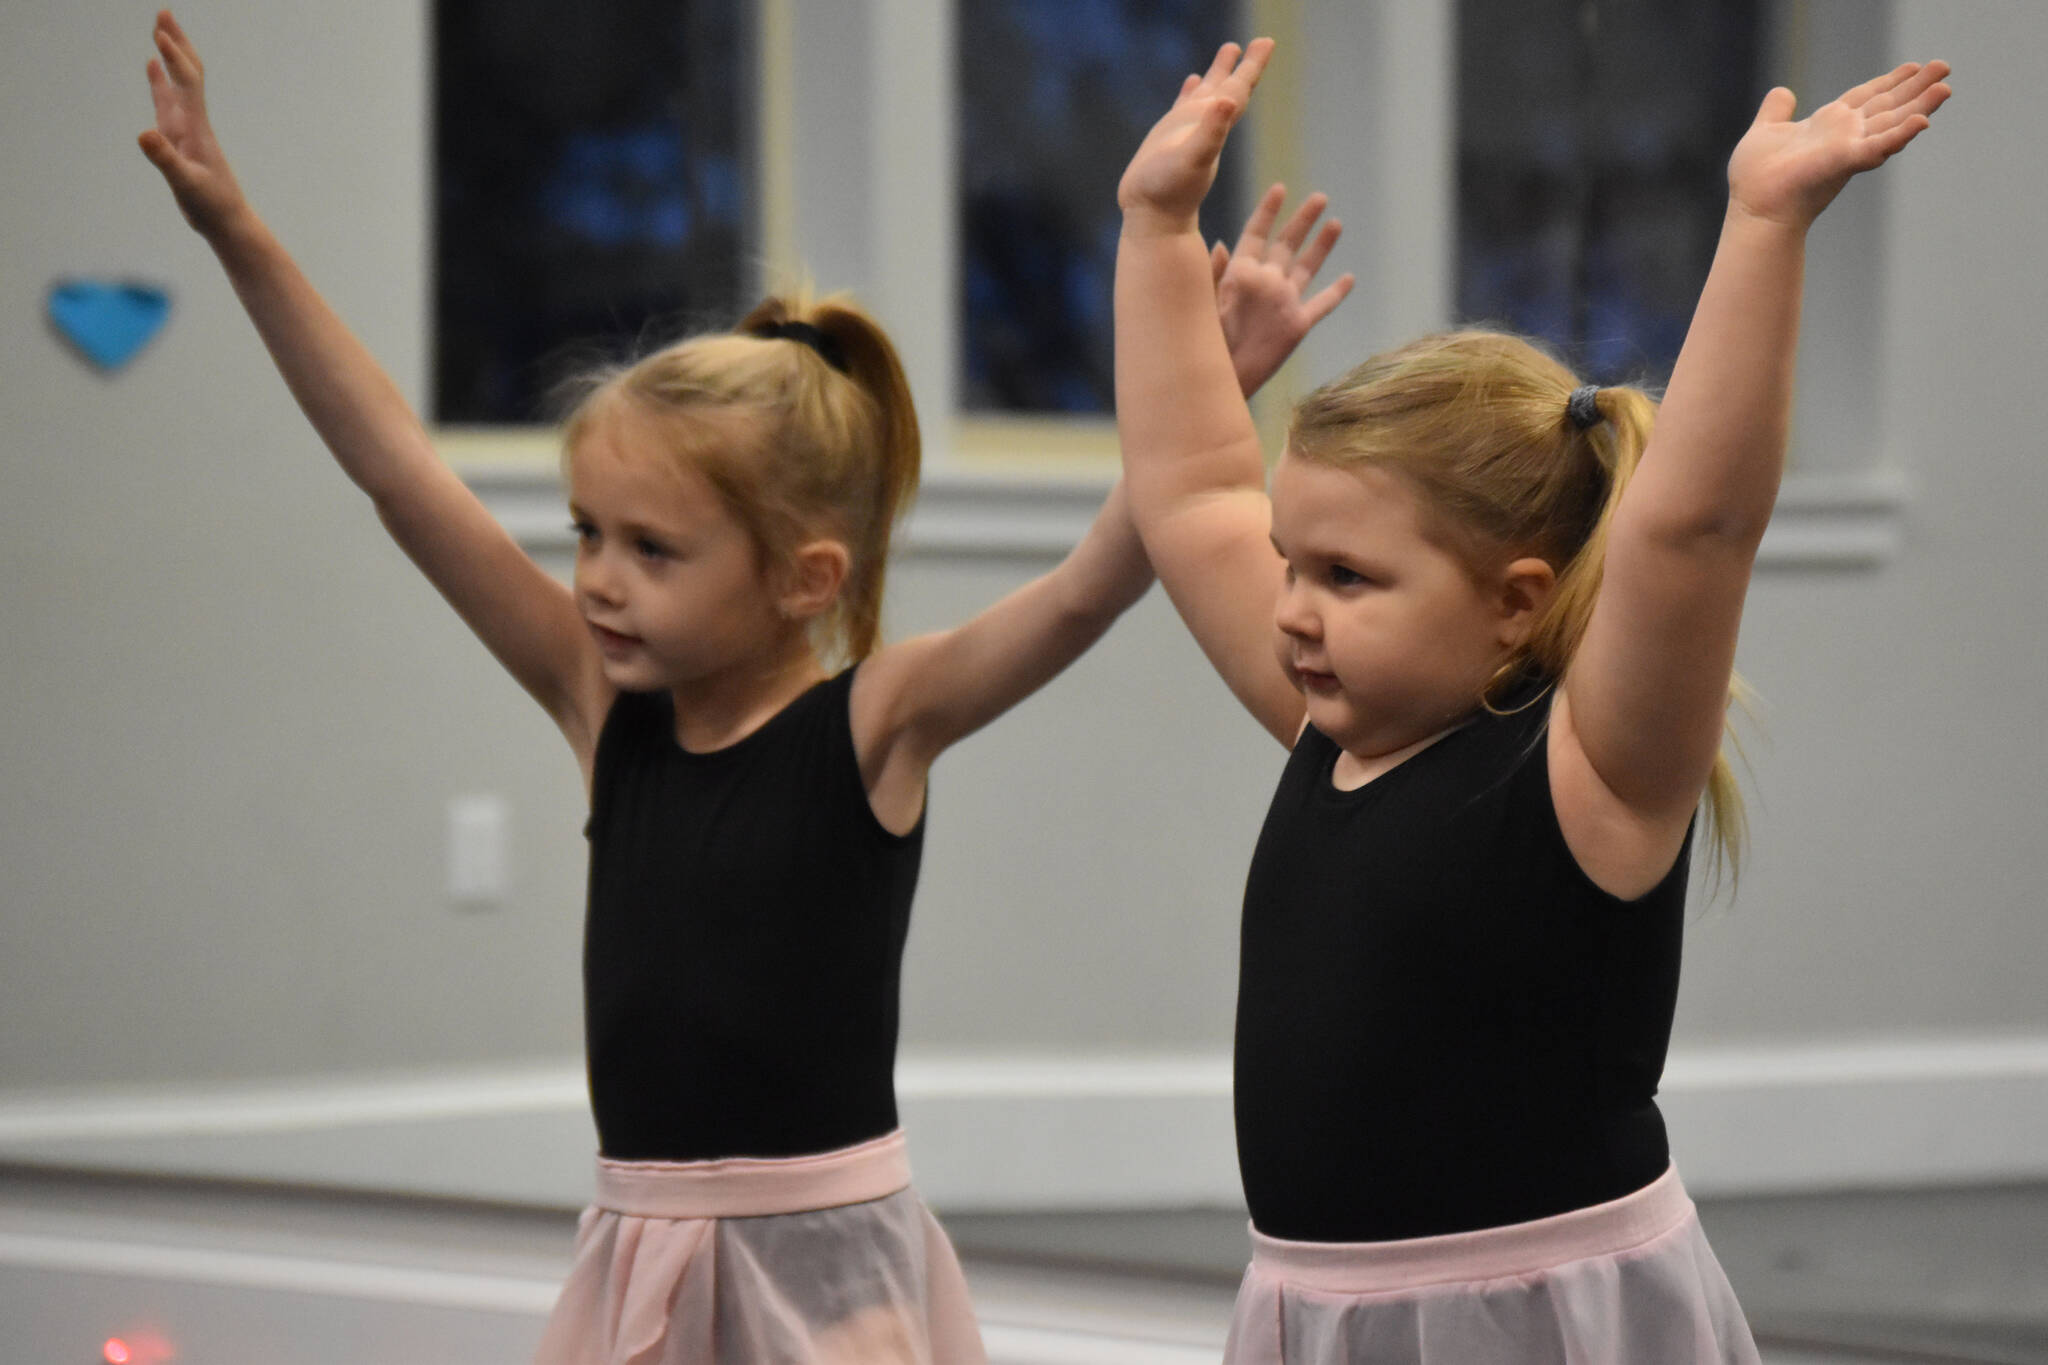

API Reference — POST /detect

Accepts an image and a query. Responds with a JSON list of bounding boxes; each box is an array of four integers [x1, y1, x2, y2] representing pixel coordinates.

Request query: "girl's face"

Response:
[[567, 406, 795, 693], [1269, 455, 1525, 758]]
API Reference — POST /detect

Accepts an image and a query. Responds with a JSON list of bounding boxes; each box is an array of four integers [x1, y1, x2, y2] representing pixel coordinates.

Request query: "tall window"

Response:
[[1456, 0, 1765, 385], [958, 0, 1246, 416], [433, 0, 754, 425]]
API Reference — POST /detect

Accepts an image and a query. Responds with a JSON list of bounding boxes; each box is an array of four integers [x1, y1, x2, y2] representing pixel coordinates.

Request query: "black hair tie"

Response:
[[751, 320, 851, 374], [1567, 384, 1603, 430]]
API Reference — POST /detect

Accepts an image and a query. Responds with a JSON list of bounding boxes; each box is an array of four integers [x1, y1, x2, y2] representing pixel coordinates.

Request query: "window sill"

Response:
[[449, 426, 1909, 570]]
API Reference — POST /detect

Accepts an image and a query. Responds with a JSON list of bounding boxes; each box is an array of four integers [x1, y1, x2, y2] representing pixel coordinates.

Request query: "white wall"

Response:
[[2, 0, 2044, 1207]]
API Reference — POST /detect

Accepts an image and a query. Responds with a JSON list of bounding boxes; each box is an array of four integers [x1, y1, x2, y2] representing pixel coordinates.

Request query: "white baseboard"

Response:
[[2, 1038, 2043, 1211]]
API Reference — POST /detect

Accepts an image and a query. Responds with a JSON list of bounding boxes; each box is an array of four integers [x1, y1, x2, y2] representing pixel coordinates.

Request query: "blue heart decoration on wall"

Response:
[[46, 280, 173, 373]]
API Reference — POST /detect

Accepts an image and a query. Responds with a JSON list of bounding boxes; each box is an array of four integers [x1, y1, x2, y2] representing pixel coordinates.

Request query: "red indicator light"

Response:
[[103, 1332, 172, 1364]]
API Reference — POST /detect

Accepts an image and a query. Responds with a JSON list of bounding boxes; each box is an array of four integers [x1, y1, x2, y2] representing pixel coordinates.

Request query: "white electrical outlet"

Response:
[[446, 794, 510, 907]]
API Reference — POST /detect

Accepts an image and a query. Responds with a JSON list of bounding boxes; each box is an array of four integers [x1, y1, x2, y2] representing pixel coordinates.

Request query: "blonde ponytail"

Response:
[[736, 296, 921, 662]]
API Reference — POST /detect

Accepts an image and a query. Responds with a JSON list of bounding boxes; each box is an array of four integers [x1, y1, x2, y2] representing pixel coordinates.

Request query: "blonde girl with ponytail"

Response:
[[137, 12, 1351, 1361], [1115, 38, 1950, 1365]]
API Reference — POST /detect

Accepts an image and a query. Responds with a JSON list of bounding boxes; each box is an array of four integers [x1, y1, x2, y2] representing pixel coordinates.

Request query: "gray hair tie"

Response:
[[1567, 384, 1603, 430]]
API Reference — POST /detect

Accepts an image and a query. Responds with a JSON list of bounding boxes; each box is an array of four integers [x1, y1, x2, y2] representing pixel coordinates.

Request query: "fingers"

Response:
[[1228, 37, 1276, 97], [136, 127, 186, 183], [1863, 59, 1949, 115], [1855, 59, 1950, 157], [1865, 113, 1932, 164], [1194, 37, 1274, 100], [1838, 61, 1923, 111], [1177, 72, 1201, 104], [1211, 240, 1231, 286], [1302, 274, 1357, 328], [1295, 216, 1343, 282], [1896, 73, 1952, 123], [145, 56, 184, 131], [1235, 183, 1287, 259], [1198, 42, 1243, 89], [1273, 191, 1330, 254], [1753, 86, 1797, 126], [1863, 100, 1939, 139], [153, 10, 203, 87]]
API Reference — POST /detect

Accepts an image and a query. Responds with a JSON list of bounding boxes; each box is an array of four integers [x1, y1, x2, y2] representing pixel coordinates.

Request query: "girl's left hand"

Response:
[[1727, 59, 1952, 229], [1214, 184, 1356, 397]]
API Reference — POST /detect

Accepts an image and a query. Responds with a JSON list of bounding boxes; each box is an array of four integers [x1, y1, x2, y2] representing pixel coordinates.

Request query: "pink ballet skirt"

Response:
[[1222, 1165, 1759, 1365], [533, 1130, 988, 1365]]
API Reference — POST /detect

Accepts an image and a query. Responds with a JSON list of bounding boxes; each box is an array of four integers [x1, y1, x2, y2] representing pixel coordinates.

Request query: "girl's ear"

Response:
[[1495, 556, 1557, 648], [777, 538, 852, 622]]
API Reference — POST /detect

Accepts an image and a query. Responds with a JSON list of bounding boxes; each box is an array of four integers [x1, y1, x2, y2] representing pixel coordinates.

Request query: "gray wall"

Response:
[[3, 0, 2043, 1123]]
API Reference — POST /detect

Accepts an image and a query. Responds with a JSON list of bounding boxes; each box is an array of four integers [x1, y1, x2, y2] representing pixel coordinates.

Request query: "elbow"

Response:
[[1630, 500, 1775, 559]]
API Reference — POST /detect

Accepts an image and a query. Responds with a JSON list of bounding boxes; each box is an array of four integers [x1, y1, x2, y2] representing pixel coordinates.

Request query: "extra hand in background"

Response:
[[1213, 184, 1354, 398]]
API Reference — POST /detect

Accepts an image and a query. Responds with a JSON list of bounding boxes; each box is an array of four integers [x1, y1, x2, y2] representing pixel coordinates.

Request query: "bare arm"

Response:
[[1559, 61, 1952, 831], [1113, 40, 1308, 746], [852, 479, 1153, 830], [138, 11, 609, 757]]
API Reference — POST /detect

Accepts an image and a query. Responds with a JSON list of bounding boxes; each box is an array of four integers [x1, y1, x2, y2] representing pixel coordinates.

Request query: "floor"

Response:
[[3, 1165, 2043, 1363]]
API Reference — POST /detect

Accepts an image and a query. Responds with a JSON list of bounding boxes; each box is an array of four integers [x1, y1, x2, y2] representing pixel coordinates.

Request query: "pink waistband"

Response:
[[593, 1129, 913, 1219], [1248, 1165, 1695, 1293]]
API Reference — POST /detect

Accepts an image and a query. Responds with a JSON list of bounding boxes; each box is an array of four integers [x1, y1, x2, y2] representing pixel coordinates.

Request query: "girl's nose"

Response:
[[1275, 581, 1319, 640], [577, 550, 621, 607]]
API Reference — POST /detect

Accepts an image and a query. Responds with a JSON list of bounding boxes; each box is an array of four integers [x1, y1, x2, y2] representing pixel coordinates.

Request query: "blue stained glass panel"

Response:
[[960, 0, 1246, 415], [434, 0, 752, 424], [1456, 0, 1764, 387]]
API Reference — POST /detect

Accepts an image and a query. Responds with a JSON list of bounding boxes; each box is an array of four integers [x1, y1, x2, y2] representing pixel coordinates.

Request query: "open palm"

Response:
[[137, 10, 247, 237], [1213, 184, 1355, 395], [1728, 60, 1952, 228], [1117, 38, 1274, 230]]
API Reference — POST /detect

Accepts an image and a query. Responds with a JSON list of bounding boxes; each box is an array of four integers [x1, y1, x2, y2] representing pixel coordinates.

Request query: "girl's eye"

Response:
[[635, 537, 669, 560], [569, 520, 596, 543], [1330, 565, 1372, 588]]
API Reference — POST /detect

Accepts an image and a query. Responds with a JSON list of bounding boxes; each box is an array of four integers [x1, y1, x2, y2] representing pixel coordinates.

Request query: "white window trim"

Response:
[[445, 0, 1908, 571]]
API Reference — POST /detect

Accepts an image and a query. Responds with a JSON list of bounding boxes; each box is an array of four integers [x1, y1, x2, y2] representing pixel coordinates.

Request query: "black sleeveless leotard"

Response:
[[582, 668, 923, 1161], [1235, 681, 1692, 1241]]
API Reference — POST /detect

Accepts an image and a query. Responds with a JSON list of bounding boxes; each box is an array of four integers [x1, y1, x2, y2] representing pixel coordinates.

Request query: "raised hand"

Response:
[[137, 10, 250, 238], [1728, 60, 1952, 229], [1213, 184, 1356, 396], [1117, 38, 1274, 234]]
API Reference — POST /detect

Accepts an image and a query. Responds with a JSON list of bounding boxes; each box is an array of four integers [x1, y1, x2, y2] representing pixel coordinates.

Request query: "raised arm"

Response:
[[137, 10, 608, 755], [1557, 61, 1952, 839], [1113, 40, 1308, 746], [851, 147, 1350, 829]]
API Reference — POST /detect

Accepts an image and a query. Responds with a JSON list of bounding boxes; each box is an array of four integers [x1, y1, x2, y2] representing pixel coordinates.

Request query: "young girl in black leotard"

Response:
[[136, 12, 1350, 1358], [1115, 36, 1949, 1365]]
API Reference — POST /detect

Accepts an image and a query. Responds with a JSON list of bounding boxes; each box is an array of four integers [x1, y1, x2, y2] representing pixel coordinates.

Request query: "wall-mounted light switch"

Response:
[[447, 794, 510, 907]]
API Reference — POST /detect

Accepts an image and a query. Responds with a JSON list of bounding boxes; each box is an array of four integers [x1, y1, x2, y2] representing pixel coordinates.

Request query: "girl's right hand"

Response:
[[137, 10, 250, 239], [1117, 38, 1273, 236]]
